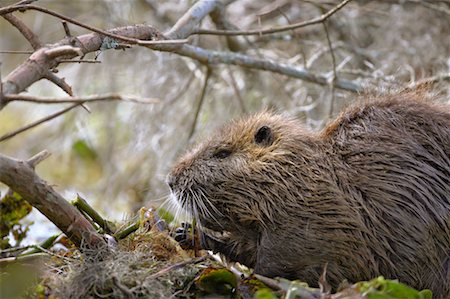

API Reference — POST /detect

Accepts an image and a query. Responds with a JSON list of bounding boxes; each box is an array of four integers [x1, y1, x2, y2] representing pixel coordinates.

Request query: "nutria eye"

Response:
[[254, 125, 273, 146], [213, 149, 232, 159]]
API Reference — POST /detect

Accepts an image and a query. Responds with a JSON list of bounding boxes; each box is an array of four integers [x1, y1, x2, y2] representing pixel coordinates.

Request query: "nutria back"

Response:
[[167, 92, 450, 297]]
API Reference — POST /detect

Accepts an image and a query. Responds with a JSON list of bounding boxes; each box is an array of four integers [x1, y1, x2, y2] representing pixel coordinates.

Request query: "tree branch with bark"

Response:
[[0, 151, 106, 250]]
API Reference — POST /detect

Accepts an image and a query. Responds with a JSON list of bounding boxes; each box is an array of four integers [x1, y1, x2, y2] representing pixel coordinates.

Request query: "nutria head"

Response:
[[166, 112, 322, 232]]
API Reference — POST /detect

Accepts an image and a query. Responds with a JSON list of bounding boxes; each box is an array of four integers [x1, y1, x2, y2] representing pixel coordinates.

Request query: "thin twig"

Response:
[[166, 70, 197, 105], [173, 45, 362, 93], [165, 0, 223, 39], [59, 59, 101, 63], [148, 256, 208, 279], [323, 21, 337, 118], [188, 67, 212, 139], [194, 0, 353, 36], [27, 149, 51, 168], [0, 63, 2, 104], [0, 50, 34, 54], [0, 4, 188, 46], [0, 152, 106, 250], [62, 21, 71, 37], [2, 13, 41, 49], [20, 233, 61, 256], [0, 103, 83, 142], [3, 93, 160, 104], [226, 67, 246, 113], [43, 71, 73, 96], [44, 45, 83, 59], [0, 245, 32, 255]]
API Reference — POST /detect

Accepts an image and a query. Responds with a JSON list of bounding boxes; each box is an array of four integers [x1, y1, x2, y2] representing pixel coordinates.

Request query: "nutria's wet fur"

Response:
[[167, 92, 450, 297]]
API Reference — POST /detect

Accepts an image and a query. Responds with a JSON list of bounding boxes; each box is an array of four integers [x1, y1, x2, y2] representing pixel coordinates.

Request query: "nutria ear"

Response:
[[254, 125, 273, 146]]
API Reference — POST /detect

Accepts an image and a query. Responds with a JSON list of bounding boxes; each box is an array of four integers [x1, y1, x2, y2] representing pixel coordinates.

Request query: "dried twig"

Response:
[[61, 21, 71, 37], [0, 4, 188, 46], [1, 93, 159, 144], [59, 59, 101, 64], [0, 103, 83, 142], [42, 71, 73, 96], [0, 50, 33, 54], [0, 151, 106, 250], [44, 45, 83, 59], [27, 149, 51, 168], [21, 233, 61, 256], [148, 255, 208, 279], [226, 67, 246, 113], [2, 13, 41, 49], [188, 67, 212, 139], [194, 0, 353, 36], [172, 45, 362, 92], [165, 0, 224, 39], [1, 24, 167, 108], [323, 21, 337, 118], [3, 93, 160, 104]]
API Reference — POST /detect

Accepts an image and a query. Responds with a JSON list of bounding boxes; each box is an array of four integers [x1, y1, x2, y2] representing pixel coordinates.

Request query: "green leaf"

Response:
[[357, 276, 432, 299], [239, 275, 275, 299], [194, 267, 237, 295], [72, 139, 97, 161], [254, 288, 278, 299]]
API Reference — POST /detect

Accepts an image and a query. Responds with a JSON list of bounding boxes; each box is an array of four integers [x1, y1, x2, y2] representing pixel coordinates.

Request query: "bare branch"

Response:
[[27, 149, 51, 168], [2, 13, 42, 49], [0, 50, 34, 54], [226, 67, 246, 113], [323, 21, 337, 118], [169, 44, 363, 92], [0, 152, 106, 250], [148, 256, 208, 279], [43, 71, 73, 96], [0, 93, 160, 142], [0, 4, 187, 46], [61, 21, 72, 37], [194, 0, 353, 36], [1, 25, 166, 109], [165, 0, 224, 39], [44, 45, 83, 58], [3, 93, 160, 104], [59, 59, 101, 64], [0, 103, 83, 142], [188, 67, 211, 139]]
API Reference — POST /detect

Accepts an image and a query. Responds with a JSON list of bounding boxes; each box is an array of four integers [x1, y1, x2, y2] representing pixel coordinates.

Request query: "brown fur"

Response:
[[167, 92, 450, 297]]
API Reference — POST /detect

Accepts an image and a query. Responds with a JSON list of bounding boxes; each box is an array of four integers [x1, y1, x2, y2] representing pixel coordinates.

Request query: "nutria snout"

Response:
[[167, 92, 450, 297]]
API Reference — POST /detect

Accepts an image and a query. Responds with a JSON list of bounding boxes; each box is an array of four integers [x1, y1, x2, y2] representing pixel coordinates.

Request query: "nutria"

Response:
[[166, 92, 450, 297]]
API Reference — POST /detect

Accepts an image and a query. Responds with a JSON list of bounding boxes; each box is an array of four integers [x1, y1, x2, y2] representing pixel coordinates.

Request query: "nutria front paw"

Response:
[[172, 222, 195, 248]]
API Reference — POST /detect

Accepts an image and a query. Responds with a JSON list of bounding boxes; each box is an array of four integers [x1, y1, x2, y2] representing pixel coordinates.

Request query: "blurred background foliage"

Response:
[[0, 0, 449, 243]]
